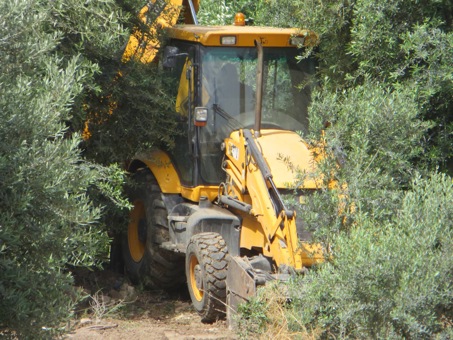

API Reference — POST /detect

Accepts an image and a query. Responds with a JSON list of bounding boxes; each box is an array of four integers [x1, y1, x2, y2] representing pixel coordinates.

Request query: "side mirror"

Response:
[[163, 46, 180, 68]]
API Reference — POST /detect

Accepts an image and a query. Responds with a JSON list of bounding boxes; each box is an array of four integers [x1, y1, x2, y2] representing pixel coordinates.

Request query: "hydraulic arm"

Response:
[[222, 129, 323, 271]]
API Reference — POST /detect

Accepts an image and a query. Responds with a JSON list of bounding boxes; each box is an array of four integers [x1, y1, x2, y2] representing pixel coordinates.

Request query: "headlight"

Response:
[[194, 107, 208, 127]]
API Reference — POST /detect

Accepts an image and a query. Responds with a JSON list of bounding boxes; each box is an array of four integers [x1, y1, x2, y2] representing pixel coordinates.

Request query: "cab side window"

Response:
[[164, 42, 195, 186]]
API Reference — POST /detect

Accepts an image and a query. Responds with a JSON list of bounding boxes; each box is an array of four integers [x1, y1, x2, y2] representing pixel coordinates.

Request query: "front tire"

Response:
[[122, 169, 184, 289], [186, 232, 229, 322]]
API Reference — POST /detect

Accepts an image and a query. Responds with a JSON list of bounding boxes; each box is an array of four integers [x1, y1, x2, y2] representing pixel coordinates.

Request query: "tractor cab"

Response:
[[162, 25, 317, 187]]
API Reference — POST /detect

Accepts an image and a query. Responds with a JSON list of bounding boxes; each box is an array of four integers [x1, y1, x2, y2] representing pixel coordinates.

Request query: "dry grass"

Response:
[[89, 291, 125, 322], [237, 282, 322, 340]]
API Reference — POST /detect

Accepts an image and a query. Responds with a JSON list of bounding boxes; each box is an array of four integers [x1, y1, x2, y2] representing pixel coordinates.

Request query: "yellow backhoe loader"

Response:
[[119, 0, 323, 323]]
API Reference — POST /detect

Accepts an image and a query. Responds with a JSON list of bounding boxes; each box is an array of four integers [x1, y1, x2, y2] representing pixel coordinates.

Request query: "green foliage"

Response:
[[0, 0, 128, 337], [314, 82, 431, 228], [290, 173, 453, 339], [239, 174, 453, 339], [197, 0, 256, 25], [254, 0, 356, 86], [83, 61, 180, 164], [348, 0, 451, 81], [283, 81, 431, 248], [346, 3, 453, 169], [80, 0, 186, 165], [255, 0, 452, 170], [238, 1, 453, 338], [236, 292, 269, 337]]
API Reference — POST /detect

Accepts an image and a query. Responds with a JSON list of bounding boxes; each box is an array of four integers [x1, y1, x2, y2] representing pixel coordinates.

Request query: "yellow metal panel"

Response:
[[224, 131, 247, 193], [180, 186, 219, 202], [256, 129, 322, 189], [239, 214, 268, 252], [132, 150, 221, 202], [166, 26, 319, 47], [298, 242, 324, 267], [241, 150, 302, 269], [122, 0, 183, 64], [134, 150, 181, 193], [175, 58, 192, 114], [223, 129, 325, 269], [227, 129, 321, 190]]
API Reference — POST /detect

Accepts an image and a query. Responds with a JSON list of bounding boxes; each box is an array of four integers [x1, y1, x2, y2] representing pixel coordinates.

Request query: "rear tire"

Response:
[[186, 232, 229, 322], [122, 169, 184, 289]]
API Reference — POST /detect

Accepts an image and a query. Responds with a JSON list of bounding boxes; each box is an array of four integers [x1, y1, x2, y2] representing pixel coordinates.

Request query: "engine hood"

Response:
[[256, 129, 320, 189]]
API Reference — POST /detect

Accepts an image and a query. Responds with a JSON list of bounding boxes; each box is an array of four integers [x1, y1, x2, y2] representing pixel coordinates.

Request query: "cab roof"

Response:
[[166, 25, 318, 48]]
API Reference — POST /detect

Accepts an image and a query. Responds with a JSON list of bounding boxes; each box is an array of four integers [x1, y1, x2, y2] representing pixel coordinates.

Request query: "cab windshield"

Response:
[[200, 46, 315, 139]]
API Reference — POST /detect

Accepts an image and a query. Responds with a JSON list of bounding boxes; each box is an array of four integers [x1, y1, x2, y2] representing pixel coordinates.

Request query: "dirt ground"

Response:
[[66, 313, 234, 340], [65, 268, 236, 340]]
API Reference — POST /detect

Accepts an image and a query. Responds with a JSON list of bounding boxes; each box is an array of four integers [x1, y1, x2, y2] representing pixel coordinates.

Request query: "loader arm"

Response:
[[223, 129, 323, 271]]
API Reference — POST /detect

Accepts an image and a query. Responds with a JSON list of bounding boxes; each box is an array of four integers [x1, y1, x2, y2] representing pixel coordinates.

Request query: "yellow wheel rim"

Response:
[[128, 200, 146, 262], [189, 254, 203, 302]]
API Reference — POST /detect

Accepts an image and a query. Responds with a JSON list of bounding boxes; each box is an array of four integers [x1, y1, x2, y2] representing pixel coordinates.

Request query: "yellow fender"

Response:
[[129, 150, 181, 193]]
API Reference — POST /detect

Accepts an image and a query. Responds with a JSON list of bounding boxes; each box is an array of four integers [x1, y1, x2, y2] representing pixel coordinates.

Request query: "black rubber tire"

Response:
[[186, 232, 229, 322], [122, 169, 184, 290]]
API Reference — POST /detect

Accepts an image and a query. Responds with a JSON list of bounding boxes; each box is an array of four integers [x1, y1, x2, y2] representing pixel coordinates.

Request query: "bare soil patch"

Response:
[[65, 268, 236, 340]]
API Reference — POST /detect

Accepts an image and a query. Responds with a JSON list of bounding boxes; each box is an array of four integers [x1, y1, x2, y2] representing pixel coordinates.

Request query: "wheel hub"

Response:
[[128, 201, 146, 263], [138, 218, 147, 244], [194, 264, 203, 291], [189, 255, 204, 302]]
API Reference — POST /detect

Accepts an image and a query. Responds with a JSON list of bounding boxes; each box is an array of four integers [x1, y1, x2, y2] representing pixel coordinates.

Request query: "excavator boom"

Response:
[[122, 0, 200, 63]]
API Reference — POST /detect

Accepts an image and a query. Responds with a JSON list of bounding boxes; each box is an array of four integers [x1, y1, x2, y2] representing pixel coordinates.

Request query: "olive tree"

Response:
[[0, 0, 127, 337], [237, 0, 453, 338]]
